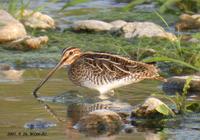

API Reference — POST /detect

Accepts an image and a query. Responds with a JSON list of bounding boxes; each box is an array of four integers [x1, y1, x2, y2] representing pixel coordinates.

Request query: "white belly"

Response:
[[81, 77, 137, 94]]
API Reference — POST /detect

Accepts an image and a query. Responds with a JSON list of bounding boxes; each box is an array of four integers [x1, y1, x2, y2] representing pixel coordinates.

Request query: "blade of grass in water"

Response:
[[142, 56, 200, 71], [121, 0, 145, 11], [154, 10, 170, 30], [8, 0, 19, 16], [60, 0, 90, 12]]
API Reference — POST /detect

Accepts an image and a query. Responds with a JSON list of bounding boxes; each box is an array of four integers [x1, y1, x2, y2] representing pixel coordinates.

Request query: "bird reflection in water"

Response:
[[65, 100, 132, 137]]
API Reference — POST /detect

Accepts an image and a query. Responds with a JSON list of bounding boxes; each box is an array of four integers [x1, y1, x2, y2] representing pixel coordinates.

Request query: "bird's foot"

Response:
[[98, 94, 109, 100], [108, 90, 115, 96]]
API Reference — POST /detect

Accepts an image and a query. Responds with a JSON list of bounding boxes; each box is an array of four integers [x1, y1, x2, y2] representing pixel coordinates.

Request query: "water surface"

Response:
[[0, 68, 200, 140]]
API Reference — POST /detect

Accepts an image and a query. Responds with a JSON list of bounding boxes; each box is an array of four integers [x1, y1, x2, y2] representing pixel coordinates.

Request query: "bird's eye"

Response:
[[69, 51, 73, 55]]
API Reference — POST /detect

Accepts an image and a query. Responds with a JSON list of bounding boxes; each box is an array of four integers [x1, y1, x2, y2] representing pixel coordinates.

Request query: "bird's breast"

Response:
[[80, 75, 138, 94]]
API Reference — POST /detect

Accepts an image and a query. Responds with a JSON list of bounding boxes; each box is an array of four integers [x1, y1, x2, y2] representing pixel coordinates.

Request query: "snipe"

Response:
[[33, 47, 165, 99]]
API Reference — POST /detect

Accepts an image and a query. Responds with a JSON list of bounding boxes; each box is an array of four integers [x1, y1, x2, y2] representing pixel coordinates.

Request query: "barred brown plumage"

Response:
[[33, 47, 165, 99]]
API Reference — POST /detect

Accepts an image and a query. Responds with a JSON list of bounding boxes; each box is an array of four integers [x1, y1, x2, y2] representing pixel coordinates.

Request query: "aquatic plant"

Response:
[[1, 0, 30, 19], [120, 0, 200, 13], [152, 76, 193, 114], [60, 0, 90, 11], [142, 11, 200, 73], [0, 0, 51, 19], [174, 76, 192, 114], [158, 0, 200, 14]]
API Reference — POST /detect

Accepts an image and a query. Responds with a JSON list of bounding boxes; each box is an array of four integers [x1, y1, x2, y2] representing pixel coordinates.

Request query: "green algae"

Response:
[[1, 29, 200, 74], [0, 8, 199, 75]]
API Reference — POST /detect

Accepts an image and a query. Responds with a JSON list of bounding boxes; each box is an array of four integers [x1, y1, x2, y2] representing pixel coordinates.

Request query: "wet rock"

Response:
[[6, 35, 48, 49], [20, 10, 55, 29], [23, 36, 48, 49], [131, 97, 174, 118], [0, 64, 24, 81], [1, 69, 24, 81], [123, 124, 134, 133], [67, 100, 132, 128], [0, 10, 27, 43], [175, 14, 200, 31], [163, 75, 200, 92], [110, 20, 127, 30], [180, 35, 200, 43], [72, 20, 113, 32], [121, 22, 177, 41], [130, 48, 156, 60], [75, 109, 123, 136], [24, 119, 56, 129], [0, 64, 11, 71]]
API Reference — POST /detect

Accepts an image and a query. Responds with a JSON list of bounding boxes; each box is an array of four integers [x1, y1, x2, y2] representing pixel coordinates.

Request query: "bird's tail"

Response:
[[153, 76, 167, 82]]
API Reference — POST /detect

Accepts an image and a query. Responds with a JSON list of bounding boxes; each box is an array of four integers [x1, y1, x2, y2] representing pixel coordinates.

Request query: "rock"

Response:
[[72, 20, 113, 32], [187, 38, 200, 43], [0, 64, 24, 81], [130, 48, 156, 60], [0, 10, 27, 43], [67, 100, 131, 129], [121, 22, 177, 41], [0, 64, 11, 71], [24, 119, 56, 129], [131, 97, 174, 118], [75, 109, 122, 136], [110, 20, 127, 30], [163, 75, 200, 92], [20, 10, 55, 29], [175, 14, 200, 31], [23, 36, 48, 49], [5, 35, 48, 49], [180, 35, 200, 43]]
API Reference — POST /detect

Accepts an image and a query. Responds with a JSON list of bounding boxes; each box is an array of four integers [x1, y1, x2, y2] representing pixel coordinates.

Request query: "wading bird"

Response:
[[33, 47, 165, 99]]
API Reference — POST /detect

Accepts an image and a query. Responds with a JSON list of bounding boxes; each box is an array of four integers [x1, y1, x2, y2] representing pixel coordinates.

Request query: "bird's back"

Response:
[[68, 52, 159, 94]]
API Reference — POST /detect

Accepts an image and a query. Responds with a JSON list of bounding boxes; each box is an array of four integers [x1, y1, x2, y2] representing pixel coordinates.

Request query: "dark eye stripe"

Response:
[[62, 47, 77, 55], [69, 51, 73, 55]]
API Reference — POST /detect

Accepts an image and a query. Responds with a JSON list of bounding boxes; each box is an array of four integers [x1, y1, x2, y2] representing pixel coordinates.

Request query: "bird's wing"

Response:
[[81, 52, 151, 79]]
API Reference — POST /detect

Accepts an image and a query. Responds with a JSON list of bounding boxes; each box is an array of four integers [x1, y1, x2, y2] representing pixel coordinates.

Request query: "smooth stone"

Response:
[[110, 20, 127, 30], [24, 119, 56, 129], [75, 109, 122, 136], [121, 22, 177, 41], [163, 75, 200, 92], [72, 20, 113, 32], [131, 97, 173, 118], [0, 10, 27, 43], [5, 35, 48, 49], [131, 48, 156, 60], [20, 10, 55, 29], [1, 69, 24, 81], [0, 64, 11, 71], [175, 14, 200, 31], [24, 36, 48, 49]]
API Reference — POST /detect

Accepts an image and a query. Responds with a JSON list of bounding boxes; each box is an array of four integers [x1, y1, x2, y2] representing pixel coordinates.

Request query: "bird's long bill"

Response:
[[33, 59, 65, 98]]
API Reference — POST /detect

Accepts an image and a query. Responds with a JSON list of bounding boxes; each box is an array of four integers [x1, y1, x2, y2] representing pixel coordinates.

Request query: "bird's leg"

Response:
[[108, 90, 115, 96], [98, 90, 115, 100], [44, 103, 65, 122], [98, 94, 109, 100]]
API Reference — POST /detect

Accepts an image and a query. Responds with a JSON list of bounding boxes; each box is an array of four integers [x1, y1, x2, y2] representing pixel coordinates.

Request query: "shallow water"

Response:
[[26, 0, 126, 29], [1, 0, 200, 139], [0, 68, 200, 140]]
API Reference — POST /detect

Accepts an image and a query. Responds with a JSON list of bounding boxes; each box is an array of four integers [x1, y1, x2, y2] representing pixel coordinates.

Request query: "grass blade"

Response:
[[60, 0, 90, 12], [142, 56, 200, 71]]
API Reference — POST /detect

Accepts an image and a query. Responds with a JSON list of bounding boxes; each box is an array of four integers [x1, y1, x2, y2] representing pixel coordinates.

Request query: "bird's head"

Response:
[[33, 47, 82, 97], [60, 47, 82, 65]]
